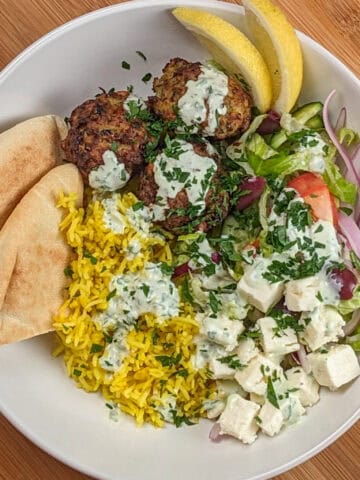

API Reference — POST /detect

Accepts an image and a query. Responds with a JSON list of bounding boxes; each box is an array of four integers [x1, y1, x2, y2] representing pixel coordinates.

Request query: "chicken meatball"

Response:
[[139, 138, 230, 234], [62, 91, 151, 191], [148, 58, 252, 140]]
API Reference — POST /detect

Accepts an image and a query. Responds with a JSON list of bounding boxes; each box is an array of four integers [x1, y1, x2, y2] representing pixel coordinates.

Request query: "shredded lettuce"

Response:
[[323, 158, 358, 204]]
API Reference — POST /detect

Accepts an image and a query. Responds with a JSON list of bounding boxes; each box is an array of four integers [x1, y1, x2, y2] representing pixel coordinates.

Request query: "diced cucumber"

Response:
[[270, 102, 323, 149]]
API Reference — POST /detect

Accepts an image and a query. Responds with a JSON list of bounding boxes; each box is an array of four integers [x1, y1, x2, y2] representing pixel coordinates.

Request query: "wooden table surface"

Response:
[[0, 0, 359, 479]]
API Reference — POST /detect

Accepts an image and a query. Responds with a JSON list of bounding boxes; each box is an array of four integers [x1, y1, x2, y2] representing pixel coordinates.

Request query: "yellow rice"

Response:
[[53, 192, 216, 427]]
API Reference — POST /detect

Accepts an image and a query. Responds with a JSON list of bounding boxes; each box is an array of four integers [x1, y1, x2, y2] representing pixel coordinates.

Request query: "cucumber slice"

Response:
[[293, 102, 323, 123], [270, 102, 323, 148], [305, 114, 324, 130]]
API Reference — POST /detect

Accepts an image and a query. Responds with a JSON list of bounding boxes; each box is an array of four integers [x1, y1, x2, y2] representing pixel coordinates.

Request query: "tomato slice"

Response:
[[288, 173, 338, 227]]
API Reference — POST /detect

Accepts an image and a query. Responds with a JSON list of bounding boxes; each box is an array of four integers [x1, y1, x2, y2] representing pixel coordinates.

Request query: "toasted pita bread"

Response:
[[0, 164, 83, 345], [0, 115, 67, 229]]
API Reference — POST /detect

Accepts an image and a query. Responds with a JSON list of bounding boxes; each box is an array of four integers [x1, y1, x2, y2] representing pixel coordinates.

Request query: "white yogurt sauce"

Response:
[[152, 139, 217, 221], [102, 195, 126, 234], [178, 64, 228, 136], [89, 150, 130, 191], [97, 262, 179, 372]]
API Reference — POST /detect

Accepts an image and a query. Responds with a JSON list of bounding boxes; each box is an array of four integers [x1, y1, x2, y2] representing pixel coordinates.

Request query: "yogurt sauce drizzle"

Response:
[[89, 150, 130, 191], [96, 263, 180, 372], [152, 139, 217, 221], [178, 64, 228, 136]]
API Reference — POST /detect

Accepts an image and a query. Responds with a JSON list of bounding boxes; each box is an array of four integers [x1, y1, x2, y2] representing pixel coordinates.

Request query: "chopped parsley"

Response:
[[64, 266, 73, 278], [136, 50, 147, 61], [170, 410, 195, 428], [121, 60, 130, 70], [160, 262, 174, 276], [266, 377, 280, 409], [155, 353, 182, 367], [270, 309, 304, 336], [209, 291, 221, 314], [83, 250, 98, 265], [140, 284, 150, 297], [216, 354, 246, 370], [90, 343, 103, 354], [142, 72, 152, 83], [106, 289, 117, 301], [132, 201, 144, 211], [181, 277, 194, 304], [110, 141, 118, 152], [73, 369, 82, 377]]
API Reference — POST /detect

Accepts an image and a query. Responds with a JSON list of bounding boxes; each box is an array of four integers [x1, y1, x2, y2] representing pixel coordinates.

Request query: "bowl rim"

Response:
[[0, 1, 359, 480]]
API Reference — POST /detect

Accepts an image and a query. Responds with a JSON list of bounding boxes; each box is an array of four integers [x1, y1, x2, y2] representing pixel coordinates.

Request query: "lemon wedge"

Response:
[[172, 7, 272, 112], [243, 0, 303, 112]]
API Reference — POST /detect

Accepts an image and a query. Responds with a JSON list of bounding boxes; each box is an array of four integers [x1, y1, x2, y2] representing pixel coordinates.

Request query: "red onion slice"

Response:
[[209, 422, 222, 442], [343, 310, 360, 336], [211, 252, 221, 264], [323, 90, 360, 186], [297, 344, 311, 374], [256, 110, 281, 135], [235, 176, 267, 211], [291, 351, 301, 366], [329, 268, 357, 300], [172, 262, 192, 279], [335, 106, 347, 134], [338, 212, 360, 257]]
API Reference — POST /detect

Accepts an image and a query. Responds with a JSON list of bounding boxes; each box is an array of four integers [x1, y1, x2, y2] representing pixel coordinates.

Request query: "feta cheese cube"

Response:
[[198, 313, 244, 351], [308, 344, 360, 390], [258, 400, 284, 436], [257, 316, 300, 355], [285, 367, 320, 406], [218, 394, 260, 444], [209, 357, 236, 380], [234, 354, 284, 395], [284, 276, 321, 312], [299, 305, 345, 351], [236, 338, 259, 364], [237, 258, 284, 313]]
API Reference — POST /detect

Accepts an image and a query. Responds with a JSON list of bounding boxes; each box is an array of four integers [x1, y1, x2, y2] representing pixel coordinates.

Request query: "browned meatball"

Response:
[[148, 58, 252, 140], [139, 140, 230, 234], [62, 91, 151, 186]]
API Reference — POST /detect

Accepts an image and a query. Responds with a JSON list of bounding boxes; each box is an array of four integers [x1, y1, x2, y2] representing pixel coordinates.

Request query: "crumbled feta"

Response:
[[308, 344, 360, 390], [218, 394, 260, 444], [234, 354, 284, 395], [284, 276, 321, 312], [237, 257, 284, 313], [236, 338, 259, 364], [285, 367, 320, 407], [198, 313, 244, 351], [299, 305, 345, 351], [257, 316, 300, 355]]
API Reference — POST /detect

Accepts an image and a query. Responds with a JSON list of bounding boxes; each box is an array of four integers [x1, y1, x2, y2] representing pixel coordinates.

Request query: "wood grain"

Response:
[[0, 1, 359, 479]]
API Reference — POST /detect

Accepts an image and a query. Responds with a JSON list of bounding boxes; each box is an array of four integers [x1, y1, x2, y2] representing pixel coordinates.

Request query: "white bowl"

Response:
[[0, 1, 359, 479]]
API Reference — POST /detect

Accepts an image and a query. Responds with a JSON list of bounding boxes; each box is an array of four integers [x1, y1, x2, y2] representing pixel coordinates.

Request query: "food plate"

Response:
[[0, 1, 359, 479]]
